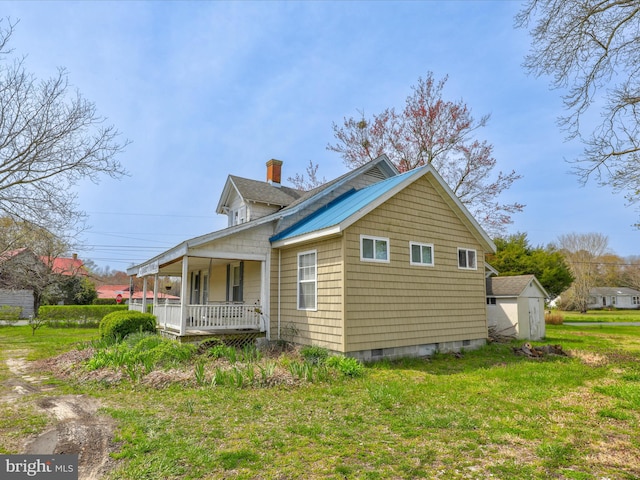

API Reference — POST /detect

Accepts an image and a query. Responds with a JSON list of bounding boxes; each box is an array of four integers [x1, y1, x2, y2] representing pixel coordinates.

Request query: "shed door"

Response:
[[529, 298, 540, 339]]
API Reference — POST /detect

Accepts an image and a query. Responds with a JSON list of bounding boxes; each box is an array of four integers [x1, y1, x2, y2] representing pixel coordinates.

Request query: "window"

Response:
[[229, 205, 247, 227], [298, 251, 317, 310], [361, 235, 389, 263], [410, 242, 434, 266], [487, 297, 496, 305], [633, 296, 640, 306], [612, 296, 616, 305], [457, 248, 477, 270], [231, 265, 242, 301]]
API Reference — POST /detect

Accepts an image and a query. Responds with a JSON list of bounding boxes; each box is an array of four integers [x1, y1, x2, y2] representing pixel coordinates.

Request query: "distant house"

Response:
[[127, 156, 496, 360], [44, 253, 88, 277], [486, 274, 547, 341], [0, 248, 47, 318], [588, 287, 640, 309], [97, 284, 179, 302], [0, 249, 90, 315]]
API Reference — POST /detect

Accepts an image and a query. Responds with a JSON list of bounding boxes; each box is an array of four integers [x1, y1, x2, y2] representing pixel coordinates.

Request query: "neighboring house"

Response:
[[485, 274, 548, 341], [45, 253, 88, 277], [0, 289, 35, 319], [0, 249, 90, 314], [127, 156, 496, 360], [588, 287, 640, 309], [97, 284, 179, 302], [0, 248, 47, 317]]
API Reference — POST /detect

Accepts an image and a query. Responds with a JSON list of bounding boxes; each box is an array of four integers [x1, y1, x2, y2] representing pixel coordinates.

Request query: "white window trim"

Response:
[[457, 247, 477, 270], [360, 235, 390, 263], [409, 241, 434, 266], [297, 250, 317, 311]]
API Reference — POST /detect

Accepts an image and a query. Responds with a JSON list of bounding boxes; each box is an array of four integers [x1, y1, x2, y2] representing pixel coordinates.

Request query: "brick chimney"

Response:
[[266, 159, 283, 187]]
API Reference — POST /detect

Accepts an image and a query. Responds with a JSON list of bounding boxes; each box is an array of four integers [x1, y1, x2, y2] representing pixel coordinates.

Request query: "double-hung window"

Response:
[[410, 242, 434, 266], [457, 248, 477, 270], [297, 250, 317, 310], [360, 235, 389, 263]]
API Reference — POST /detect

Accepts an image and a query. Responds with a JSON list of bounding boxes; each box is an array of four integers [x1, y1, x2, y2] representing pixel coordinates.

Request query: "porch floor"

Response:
[[158, 327, 265, 345]]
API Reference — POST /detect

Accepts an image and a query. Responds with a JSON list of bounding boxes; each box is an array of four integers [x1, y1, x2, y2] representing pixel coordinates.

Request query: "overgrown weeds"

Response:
[[545, 311, 564, 325], [79, 334, 364, 388]]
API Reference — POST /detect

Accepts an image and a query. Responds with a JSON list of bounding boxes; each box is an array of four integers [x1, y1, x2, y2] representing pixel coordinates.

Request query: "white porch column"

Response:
[[180, 255, 189, 335], [261, 253, 271, 337], [128, 276, 133, 308], [153, 273, 159, 309], [142, 277, 148, 312]]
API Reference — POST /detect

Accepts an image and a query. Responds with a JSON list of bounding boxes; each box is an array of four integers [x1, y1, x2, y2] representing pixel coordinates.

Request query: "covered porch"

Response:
[[128, 245, 270, 338]]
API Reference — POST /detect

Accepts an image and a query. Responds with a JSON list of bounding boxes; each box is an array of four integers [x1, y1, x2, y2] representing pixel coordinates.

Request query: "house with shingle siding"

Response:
[[128, 155, 496, 360]]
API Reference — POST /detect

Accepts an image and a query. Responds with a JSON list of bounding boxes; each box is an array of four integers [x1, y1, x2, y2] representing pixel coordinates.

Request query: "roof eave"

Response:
[[271, 225, 342, 248]]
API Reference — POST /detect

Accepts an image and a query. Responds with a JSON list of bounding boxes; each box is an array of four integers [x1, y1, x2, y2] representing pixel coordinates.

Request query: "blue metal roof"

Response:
[[270, 168, 423, 243]]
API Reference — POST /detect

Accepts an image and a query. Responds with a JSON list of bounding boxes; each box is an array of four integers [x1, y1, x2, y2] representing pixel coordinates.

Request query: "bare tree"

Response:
[[287, 160, 326, 191], [0, 216, 67, 258], [623, 256, 640, 291], [327, 73, 523, 236], [556, 232, 610, 312], [516, 2, 640, 224], [0, 19, 128, 240]]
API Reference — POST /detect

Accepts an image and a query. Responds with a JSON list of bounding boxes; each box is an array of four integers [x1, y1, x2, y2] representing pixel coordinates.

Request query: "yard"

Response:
[[1, 320, 639, 479]]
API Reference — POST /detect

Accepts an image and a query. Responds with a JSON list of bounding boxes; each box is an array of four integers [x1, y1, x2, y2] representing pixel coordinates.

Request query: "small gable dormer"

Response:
[[215, 159, 303, 227]]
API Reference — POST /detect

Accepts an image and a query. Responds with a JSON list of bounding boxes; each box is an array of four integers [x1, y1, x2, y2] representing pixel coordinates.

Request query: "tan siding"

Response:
[[344, 175, 488, 352], [208, 264, 228, 302], [243, 261, 262, 305], [202, 261, 262, 305], [270, 237, 344, 351]]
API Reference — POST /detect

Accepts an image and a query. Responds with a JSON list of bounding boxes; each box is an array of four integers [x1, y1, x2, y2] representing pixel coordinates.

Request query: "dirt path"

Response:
[[1, 349, 117, 480]]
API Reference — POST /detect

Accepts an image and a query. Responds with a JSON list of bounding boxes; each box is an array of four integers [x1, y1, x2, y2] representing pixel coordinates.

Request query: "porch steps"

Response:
[[159, 328, 265, 348]]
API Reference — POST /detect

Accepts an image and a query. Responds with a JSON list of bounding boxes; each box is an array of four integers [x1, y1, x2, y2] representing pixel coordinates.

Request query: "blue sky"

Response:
[[4, 1, 638, 270]]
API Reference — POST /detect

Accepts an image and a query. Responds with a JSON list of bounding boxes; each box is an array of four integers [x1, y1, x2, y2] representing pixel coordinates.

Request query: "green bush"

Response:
[[300, 345, 329, 365], [93, 298, 118, 305], [0, 305, 22, 322], [99, 310, 157, 340], [326, 355, 365, 377]]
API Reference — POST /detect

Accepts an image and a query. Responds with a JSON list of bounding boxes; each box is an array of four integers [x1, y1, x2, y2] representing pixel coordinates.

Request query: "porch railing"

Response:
[[187, 303, 262, 330], [137, 302, 262, 332]]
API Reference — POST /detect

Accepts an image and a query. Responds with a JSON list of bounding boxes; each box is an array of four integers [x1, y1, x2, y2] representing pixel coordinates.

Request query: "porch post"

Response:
[[128, 275, 133, 309], [142, 277, 148, 312], [261, 254, 270, 337], [153, 273, 159, 308], [180, 255, 189, 335]]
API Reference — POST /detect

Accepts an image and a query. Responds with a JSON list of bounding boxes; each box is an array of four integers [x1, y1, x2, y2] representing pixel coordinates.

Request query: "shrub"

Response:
[[327, 355, 365, 377], [545, 311, 564, 325], [0, 305, 22, 323], [99, 310, 156, 340], [93, 298, 118, 305], [300, 345, 329, 365]]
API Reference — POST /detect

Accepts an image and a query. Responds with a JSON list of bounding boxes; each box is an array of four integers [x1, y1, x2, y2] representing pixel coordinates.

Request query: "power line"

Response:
[[87, 211, 212, 219]]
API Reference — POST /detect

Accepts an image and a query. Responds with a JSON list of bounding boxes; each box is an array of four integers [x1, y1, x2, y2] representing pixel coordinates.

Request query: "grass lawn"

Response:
[[560, 309, 640, 323], [1, 324, 640, 479]]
